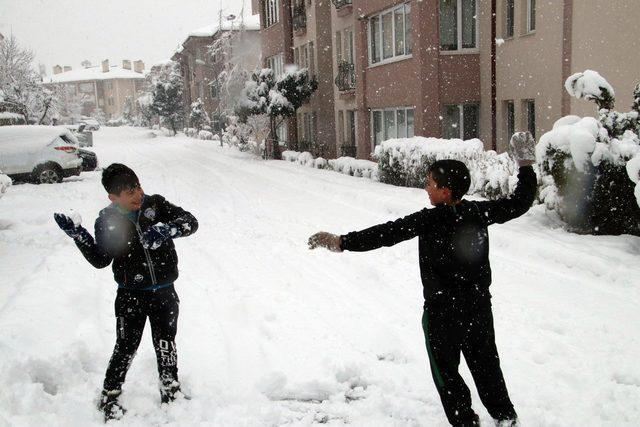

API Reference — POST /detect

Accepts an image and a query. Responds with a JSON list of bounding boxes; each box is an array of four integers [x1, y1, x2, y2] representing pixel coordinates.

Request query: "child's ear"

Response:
[[108, 194, 116, 203]]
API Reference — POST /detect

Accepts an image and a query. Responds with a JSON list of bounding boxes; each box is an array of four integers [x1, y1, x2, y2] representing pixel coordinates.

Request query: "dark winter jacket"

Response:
[[76, 194, 198, 289], [340, 166, 536, 305]]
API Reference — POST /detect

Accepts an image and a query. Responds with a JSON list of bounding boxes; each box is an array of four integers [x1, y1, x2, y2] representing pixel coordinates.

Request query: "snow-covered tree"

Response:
[[149, 61, 185, 135], [538, 70, 640, 235], [136, 92, 155, 127], [189, 98, 210, 131], [236, 67, 317, 158], [122, 96, 134, 124], [0, 34, 49, 123]]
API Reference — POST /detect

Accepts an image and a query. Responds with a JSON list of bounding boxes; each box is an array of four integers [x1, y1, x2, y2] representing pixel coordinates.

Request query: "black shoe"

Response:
[[454, 414, 480, 427], [160, 381, 190, 404], [495, 419, 519, 427], [97, 389, 126, 422]]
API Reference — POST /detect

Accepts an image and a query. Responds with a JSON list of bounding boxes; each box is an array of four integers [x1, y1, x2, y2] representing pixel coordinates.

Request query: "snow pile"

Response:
[[565, 70, 615, 104], [0, 170, 11, 198]]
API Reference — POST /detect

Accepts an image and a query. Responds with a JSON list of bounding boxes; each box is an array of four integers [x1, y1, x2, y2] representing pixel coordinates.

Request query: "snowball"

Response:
[[635, 183, 640, 208]]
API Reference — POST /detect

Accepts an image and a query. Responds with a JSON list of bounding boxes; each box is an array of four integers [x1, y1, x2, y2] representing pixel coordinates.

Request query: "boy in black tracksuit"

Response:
[[54, 163, 198, 421], [309, 132, 537, 427]]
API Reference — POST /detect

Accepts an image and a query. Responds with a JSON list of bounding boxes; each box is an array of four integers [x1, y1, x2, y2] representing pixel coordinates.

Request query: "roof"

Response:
[[176, 14, 261, 53], [0, 125, 79, 153], [43, 65, 145, 84]]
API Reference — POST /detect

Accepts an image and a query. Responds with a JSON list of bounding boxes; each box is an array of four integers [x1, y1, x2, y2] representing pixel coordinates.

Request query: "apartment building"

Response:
[[253, 0, 640, 159], [43, 60, 146, 120], [485, 0, 640, 152], [172, 15, 261, 131]]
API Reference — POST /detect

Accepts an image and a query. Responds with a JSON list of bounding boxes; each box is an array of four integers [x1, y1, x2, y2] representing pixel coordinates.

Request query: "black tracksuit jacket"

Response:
[[340, 166, 537, 304], [75, 194, 198, 289]]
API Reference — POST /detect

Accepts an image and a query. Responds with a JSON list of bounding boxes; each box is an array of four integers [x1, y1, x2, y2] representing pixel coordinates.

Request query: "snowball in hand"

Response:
[[64, 211, 82, 228]]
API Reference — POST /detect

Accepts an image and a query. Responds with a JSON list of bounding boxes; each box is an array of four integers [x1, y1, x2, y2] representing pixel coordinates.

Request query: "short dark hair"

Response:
[[102, 163, 140, 195], [428, 160, 471, 201]]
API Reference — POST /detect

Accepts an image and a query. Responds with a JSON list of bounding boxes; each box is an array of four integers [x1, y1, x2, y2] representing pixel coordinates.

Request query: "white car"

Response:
[[0, 126, 83, 184]]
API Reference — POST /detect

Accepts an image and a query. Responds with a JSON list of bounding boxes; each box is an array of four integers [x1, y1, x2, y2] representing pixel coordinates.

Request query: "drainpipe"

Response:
[[491, 0, 497, 151]]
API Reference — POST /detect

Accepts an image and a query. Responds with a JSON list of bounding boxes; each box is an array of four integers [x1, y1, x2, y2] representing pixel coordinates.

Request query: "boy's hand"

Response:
[[308, 232, 342, 252], [509, 131, 536, 166], [54, 213, 92, 244], [141, 223, 181, 250]]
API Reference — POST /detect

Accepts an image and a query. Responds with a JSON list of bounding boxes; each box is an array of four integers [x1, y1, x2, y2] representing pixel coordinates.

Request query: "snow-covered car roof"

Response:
[[0, 125, 79, 154]]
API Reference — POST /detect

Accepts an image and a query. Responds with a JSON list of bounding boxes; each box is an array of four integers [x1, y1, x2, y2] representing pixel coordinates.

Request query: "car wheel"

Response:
[[34, 163, 63, 184]]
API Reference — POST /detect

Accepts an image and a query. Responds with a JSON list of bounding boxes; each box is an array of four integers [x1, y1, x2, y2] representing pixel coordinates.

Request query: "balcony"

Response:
[[331, 0, 353, 16], [292, 4, 307, 35], [335, 61, 356, 92]]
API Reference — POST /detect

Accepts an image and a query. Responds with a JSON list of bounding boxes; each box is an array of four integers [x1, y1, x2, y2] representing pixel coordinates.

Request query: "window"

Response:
[[371, 107, 415, 146], [439, 0, 477, 51], [337, 28, 355, 64], [198, 82, 204, 100], [301, 112, 315, 143], [442, 104, 479, 139], [335, 31, 342, 62], [346, 110, 356, 146], [308, 41, 315, 77], [338, 111, 345, 144], [210, 81, 220, 98], [504, 0, 514, 38], [295, 42, 315, 75], [369, 3, 412, 65], [80, 83, 94, 93], [527, 0, 536, 32], [276, 122, 287, 145], [108, 97, 114, 107], [505, 100, 515, 139], [264, 0, 280, 27], [525, 99, 535, 138], [267, 54, 284, 78]]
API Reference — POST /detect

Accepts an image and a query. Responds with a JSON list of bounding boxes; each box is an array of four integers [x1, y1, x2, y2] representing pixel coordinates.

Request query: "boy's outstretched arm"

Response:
[[476, 131, 537, 225], [54, 213, 113, 268], [309, 209, 427, 252]]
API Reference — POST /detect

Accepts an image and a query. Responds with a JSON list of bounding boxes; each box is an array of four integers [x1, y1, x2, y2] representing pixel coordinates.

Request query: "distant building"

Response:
[[43, 59, 146, 120], [172, 15, 261, 131]]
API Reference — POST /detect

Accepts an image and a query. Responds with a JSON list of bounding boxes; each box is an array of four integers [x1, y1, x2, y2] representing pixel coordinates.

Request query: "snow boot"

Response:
[[97, 389, 126, 422], [495, 419, 519, 427], [160, 381, 190, 404], [453, 414, 480, 427]]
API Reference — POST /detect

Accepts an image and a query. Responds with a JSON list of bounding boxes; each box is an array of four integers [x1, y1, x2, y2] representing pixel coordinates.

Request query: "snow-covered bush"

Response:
[[105, 117, 125, 127], [197, 130, 214, 140], [189, 98, 210, 131], [328, 157, 379, 179], [473, 151, 519, 200], [184, 127, 198, 138], [374, 137, 484, 187], [538, 71, 640, 235], [282, 150, 378, 179], [0, 170, 12, 199]]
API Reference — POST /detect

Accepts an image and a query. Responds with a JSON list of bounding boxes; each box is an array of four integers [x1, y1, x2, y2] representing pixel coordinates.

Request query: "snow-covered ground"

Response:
[[1, 127, 639, 426]]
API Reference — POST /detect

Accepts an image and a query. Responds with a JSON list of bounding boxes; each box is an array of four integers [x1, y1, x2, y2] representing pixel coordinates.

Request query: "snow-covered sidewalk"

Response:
[[0, 127, 639, 426]]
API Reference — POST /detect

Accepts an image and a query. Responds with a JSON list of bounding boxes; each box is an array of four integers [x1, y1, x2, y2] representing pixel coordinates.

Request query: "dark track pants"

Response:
[[422, 291, 517, 426], [103, 286, 180, 391]]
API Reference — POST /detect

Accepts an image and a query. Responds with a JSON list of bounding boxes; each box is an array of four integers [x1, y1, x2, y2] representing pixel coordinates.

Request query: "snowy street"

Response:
[[1, 127, 639, 426]]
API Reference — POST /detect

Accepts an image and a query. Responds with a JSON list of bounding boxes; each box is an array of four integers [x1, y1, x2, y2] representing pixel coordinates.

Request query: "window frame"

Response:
[[367, 3, 413, 67], [504, 0, 514, 39], [370, 106, 415, 148], [266, 53, 284, 78], [264, 0, 280, 28], [441, 103, 480, 140], [525, 99, 536, 138], [439, 0, 479, 53], [526, 0, 536, 33]]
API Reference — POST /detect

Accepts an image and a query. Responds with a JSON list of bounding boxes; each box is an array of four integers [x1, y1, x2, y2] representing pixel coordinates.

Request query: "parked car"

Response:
[[0, 126, 83, 184], [62, 124, 93, 147], [80, 116, 100, 131], [78, 148, 98, 172]]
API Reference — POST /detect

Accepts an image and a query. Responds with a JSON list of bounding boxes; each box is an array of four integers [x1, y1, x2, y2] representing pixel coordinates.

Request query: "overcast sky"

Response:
[[0, 0, 254, 75]]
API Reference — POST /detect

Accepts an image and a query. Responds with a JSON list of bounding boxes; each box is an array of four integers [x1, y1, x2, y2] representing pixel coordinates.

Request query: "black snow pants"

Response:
[[422, 289, 517, 426], [103, 285, 180, 391]]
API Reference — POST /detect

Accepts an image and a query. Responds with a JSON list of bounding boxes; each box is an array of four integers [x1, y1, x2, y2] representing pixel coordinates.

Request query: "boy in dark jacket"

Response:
[[308, 132, 537, 427], [54, 163, 198, 421]]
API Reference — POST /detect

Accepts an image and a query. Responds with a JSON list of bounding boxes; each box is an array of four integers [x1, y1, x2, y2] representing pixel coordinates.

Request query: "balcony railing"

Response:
[[335, 61, 356, 92], [331, 0, 353, 9], [292, 4, 307, 32]]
